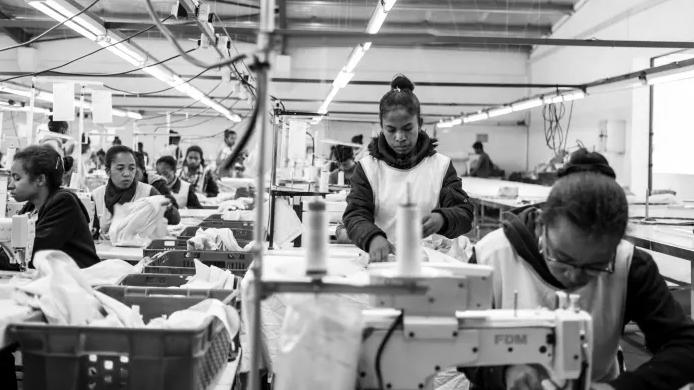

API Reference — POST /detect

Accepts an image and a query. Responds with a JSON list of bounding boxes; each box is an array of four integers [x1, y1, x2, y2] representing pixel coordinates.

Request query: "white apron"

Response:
[[92, 182, 154, 232]]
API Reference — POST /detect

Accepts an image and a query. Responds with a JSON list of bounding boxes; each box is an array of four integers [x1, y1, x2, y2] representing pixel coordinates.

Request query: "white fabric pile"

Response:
[[216, 197, 254, 213], [179, 259, 239, 291], [7, 259, 145, 289], [109, 195, 169, 247], [187, 227, 253, 252], [11, 250, 240, 336]]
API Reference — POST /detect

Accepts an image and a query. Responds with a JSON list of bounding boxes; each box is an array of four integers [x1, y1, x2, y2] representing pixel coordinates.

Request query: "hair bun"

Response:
[[391, 74, 415, 92], [62, 156, 74, 172], [557, 148, 616, 179]]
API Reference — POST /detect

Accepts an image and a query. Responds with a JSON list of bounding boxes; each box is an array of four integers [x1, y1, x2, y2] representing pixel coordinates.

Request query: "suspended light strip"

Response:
[[488, 106, 512, 118], [316, 0, 398, 117], [647, 67, 694, 85], [464, 112, 489, 123], [30, 0, 240, 122]]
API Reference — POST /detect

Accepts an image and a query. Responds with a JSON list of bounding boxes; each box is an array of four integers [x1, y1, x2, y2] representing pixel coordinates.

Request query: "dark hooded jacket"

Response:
[[465, 206, 694, 390], [19, 188, 100, 268], [342, 131, 474, 251]]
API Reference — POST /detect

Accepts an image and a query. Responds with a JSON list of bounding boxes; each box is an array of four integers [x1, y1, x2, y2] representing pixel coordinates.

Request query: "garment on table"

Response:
[[169, 177, 202, 209], [108, 195, 169, 247], [92, 180, 154, 233], [328, 163, 356, 185], [179, 165, 219, 197], [465, 205, 694, 390], [182, 259, 238, 290], [143, 172, 179, 209], [186, 227, 249, 252], [343, 131, 475, 251], [19, 189, 100, 269]]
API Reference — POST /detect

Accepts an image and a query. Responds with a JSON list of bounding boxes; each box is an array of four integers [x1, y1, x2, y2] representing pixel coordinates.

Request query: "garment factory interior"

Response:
[[0, 0, 694, 389]]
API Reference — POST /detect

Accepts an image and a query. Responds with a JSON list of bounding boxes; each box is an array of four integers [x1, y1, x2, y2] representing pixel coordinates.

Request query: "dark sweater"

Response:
[[19, 189, 100, 269], [343, 132, 475, 251], [170, 177, 202, 209], [466, 206, 694, 390]]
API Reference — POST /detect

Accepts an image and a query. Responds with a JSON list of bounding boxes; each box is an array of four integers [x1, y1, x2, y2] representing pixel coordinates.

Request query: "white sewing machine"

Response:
[[357, 262, 592, 390], [0, 215, 36, 270]]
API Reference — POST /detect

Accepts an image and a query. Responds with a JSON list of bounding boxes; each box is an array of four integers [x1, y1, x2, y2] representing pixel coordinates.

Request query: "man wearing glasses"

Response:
[[462, 150, 694, 390]]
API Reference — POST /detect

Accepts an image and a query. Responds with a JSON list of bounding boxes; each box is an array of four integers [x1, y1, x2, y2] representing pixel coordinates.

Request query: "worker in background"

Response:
[[156, 131, 183, 163], [95, 149, 106, 170], [465, 149, 694, 390], [216, 128, 237, 169], [112, 136, 122, 146], [343, 74, 475, 262], [137, 142, 150, 167], [329, 145, 356, 185], [470, 141, 493, 178], [179, 145, 219, 198], [352, 134, 368, 161], [9, 145, 99, 267], [91, 146, 180, 235], [156, 156, 201, 209], [133, 151, 179, 210]]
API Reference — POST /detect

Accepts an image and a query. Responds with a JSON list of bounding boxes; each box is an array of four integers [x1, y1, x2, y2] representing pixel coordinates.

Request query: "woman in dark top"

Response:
[[156, 155, 202, 209], [8, 145, 100, 268], [179, 145, 219, 198]]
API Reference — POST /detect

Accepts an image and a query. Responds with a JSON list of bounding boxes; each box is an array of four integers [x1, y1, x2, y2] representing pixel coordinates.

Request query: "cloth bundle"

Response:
[[109, 195, 169, 247], [186, 227, 253, 252], [11, 250, 240, 337], [216, 197, 254, 213], [180, 259, 239, 291]]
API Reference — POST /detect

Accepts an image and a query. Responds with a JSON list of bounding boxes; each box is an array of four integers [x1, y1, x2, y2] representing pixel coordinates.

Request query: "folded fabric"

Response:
[[80, 259, 146, 286], [180, 259, 239, 291], [187, 227, 251, 252], [109, 195, 169, 247], [12, 250, 241, 338], [215, 197, 254, 213], [221, 209, 255, 221]]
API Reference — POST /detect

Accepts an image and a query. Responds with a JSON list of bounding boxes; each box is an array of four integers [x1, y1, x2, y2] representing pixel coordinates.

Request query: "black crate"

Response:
[[143, 251, 253, 277], [144, 238, 252, 257], [178, 225, 254, 240]]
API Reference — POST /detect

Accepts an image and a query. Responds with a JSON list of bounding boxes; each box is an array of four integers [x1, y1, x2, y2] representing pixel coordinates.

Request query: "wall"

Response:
[[527, 0, 694, 196]]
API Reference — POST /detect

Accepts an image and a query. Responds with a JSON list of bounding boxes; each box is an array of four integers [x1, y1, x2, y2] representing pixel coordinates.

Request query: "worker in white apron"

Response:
[[342, 74, 475, 262], [465, 150, 694, 390], [156, 155, 202, 209]]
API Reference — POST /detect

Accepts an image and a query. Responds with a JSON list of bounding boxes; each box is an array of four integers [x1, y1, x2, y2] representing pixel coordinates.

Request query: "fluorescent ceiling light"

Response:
[[333, 71, 355, 88], [45, 0, 103, 36], [0, 85, 32, 98], [366, 7, 388, 34], [383, 0, 397, 12], [29, 1, 97, 40], [562, 90, 585, 102], [647, 67, 694, 85], [586, 78, 645, 94], [345, 45, 368, 73], [511, 98, 543, 112], [488, 106, 512, 118], [464, 112, 489, 123]]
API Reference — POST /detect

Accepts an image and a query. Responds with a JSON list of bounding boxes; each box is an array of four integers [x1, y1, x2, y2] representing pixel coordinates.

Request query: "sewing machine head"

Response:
[[359, 262, 593, 390], [74, 192, 96, 229], [0, 215, 36, 270]]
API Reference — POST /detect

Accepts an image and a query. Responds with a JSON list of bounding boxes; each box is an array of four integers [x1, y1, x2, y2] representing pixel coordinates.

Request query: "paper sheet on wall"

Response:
[[52, 83, 75, 121], [91, 90, 113, 124], [116, 127, 134, 149], [272, 198, 303, 248], [286, 120, 307, 161]]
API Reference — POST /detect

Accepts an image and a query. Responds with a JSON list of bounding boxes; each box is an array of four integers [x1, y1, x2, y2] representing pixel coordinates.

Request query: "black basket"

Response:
[[144, 238, 252, 257], [10, 285, 236, 390], [178, 225, 254, 240], [143, 251, 253, 276]]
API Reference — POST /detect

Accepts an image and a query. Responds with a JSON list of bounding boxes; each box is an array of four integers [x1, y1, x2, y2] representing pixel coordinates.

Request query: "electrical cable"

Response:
[[143, 0, 252, 70], [375, 311, 404, 390], [0, 0, 101, 54], [104, 67, 211, 96], [48, 48, 197, 77], [0, 15, 173, 84], [136, 80, 226, 122]]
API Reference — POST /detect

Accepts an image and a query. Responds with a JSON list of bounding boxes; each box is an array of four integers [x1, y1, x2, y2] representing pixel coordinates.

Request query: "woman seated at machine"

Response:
[[91, 146, 180, 234], [133, 151, 180, 210], [342, 74, 475, 262], [179, 145, 219, 198], [466, 150, 694, 390], [156, 155, 202, 209], [8, 145, 100, 268]]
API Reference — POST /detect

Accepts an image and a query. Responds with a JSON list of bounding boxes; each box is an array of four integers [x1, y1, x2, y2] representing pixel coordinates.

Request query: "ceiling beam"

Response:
[[287, 0, 574, 14], [0, 10, 31, 44]]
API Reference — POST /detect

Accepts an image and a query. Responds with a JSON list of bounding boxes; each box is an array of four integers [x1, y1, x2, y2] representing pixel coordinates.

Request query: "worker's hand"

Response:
[[368, 235, 395, 263], [421, 212, 445, 237], [505, 364, 547, 390], [161, 198, 172, 210]]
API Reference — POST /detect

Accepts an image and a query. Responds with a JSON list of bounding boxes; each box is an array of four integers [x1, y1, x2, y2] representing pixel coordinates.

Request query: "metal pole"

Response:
[[645, 57, 655, 221], [250, 0, 275, 388], [28, 78, 36, 145], [77, 85, 85, 182]]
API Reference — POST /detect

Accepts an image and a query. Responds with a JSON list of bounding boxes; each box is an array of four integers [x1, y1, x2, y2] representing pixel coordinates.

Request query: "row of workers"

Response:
[[2, 74, 694, 390]]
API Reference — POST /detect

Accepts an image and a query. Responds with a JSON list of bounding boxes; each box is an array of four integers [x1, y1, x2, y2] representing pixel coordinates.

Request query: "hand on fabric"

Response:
[[421, 212, 445, 237], [161, 198, 172, 210], [505, 364, 547, 390], [368, 235, 395, 263]]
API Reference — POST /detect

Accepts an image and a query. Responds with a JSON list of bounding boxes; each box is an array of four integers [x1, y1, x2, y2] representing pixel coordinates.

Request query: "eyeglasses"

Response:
[[540, 230, 615, 275]]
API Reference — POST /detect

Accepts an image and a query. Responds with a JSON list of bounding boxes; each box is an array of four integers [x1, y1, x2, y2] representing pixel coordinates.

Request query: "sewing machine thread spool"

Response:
[[396, 183, 422, 277], [337, 171, 345, 186], [305, 198, 328, 277], [319, 169, 329, 192]]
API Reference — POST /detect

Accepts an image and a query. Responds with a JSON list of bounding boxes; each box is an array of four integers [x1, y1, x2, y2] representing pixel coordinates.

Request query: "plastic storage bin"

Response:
[[203, 214, 255, 227], [178, 225, 254, 240], [10, 285, 235, 390], [144, 250, 253, 276], [144, 238, 252, 257], [118, 273, 240, 292]]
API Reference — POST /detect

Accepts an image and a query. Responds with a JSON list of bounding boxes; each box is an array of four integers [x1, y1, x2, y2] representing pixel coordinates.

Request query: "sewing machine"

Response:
[[356, 263, 592, 390], [5, 192, 95, 229], [0, 215, 36, 270]]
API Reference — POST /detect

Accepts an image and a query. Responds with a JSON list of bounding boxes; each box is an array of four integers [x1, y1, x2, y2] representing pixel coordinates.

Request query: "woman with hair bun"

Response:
[[342, 74, 475, 262], [465, 149, 694, 390], [8, 145, 99, 268]]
